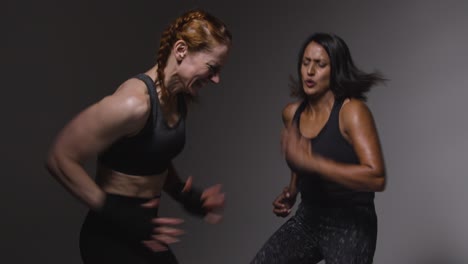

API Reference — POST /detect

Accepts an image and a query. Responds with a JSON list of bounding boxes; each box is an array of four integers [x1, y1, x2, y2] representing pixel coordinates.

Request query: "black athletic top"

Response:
[[98, 74, 186, 175], [292, 99, 374, 206]]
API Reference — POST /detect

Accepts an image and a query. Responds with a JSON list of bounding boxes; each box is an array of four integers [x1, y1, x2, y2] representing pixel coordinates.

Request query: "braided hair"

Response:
[[156, 9, 232, 103]]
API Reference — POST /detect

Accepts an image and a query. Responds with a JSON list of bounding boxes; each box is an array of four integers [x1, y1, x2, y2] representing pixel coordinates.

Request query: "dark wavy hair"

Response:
[[290, 32, 386, 101]]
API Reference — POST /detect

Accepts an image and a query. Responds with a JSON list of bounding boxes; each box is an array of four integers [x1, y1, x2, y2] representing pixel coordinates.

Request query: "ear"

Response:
[[173, 40, 188, 63]]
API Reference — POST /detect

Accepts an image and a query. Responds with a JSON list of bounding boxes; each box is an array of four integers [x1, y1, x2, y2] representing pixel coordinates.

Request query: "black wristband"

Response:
[[174, 182, 207, 217]]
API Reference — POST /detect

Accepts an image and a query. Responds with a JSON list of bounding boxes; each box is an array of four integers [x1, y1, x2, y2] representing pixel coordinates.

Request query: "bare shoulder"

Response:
[[48, 77, 154, 160], [341, 98, 373, 118], [100, 77, 151, 123], [339, 98, 376, 132], [116, 77, 147, 94], [282, 101, 301, 126]]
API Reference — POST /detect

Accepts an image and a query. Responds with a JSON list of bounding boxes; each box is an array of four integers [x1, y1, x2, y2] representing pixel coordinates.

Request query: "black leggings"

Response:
[[251, 203, 377, 264], [79, 194, 178, 264]]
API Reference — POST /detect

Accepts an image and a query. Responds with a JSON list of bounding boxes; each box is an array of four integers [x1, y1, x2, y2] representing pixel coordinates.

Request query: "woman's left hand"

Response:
[[183, 176, 225, 224]]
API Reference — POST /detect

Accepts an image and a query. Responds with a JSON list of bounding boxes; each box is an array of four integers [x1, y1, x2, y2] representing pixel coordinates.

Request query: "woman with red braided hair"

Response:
[[46, 9, 231, 263]]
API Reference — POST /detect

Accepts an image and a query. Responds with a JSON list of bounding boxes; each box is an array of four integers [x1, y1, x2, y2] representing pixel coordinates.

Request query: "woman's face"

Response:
[[177, 44, 230, 96], [300, 41, 331, 97]]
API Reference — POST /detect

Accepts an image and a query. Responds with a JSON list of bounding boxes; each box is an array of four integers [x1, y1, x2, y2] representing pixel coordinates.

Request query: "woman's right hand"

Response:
[[272, 187, 297, 217], [141, 198, 185, 252]]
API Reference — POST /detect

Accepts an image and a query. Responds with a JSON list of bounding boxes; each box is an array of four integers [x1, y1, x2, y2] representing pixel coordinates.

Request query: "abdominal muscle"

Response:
[[95, 163, 167, 199]]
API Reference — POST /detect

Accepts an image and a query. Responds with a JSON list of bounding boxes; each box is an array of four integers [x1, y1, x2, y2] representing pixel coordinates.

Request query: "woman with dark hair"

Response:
[[251, 32, 386, 264], [46, 9, 231, 264]]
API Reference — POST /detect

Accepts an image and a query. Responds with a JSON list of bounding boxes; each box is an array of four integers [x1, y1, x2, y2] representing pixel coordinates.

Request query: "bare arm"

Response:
[[284, 99, 386, 192], [163, 162, 185, 198], [163, 163, 225, 222], [272, 103, 301, 217], [282, 102, 301, 194], [45, 79, 150, 210]]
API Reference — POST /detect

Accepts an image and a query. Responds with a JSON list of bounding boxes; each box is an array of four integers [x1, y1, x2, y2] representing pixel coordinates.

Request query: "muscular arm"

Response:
[[282, 102, 300, 195], [290, 99, 386, 192], [163, 163, 185, 199], [45, 80, 150, 209], [270, 103, 302, 217]]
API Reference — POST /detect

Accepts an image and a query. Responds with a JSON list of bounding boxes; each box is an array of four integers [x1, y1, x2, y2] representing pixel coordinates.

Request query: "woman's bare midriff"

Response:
[[96, 164, 167, 199]]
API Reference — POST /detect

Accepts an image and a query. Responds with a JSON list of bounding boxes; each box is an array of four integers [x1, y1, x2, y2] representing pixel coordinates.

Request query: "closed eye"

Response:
[[314, 59, 327, 68], [207, 64, 220, 76]]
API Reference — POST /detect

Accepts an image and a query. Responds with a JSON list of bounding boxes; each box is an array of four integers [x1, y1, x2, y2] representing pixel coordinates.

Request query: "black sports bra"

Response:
[[98, 74, 186, 175], [293, 99, 374, 206]]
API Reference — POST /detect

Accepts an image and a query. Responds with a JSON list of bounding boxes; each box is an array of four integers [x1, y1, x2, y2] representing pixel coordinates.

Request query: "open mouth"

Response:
[[304, 80, 316, 88]]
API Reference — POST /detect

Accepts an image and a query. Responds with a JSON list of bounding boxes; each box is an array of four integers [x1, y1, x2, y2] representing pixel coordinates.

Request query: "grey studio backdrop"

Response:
[[4, 0, 468, 263]]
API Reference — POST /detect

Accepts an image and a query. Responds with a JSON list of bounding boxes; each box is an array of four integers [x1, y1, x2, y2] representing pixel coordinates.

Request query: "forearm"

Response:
[[163, 163, 207, 216], [303, 155, 386, 192], [163, 163, 185, 198], [288, 172, 298, 195], [46, 153, 105, 210]]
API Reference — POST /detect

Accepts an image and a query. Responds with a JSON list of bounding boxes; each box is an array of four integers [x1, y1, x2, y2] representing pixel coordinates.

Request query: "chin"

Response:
[[188, 86, 200, 97], [303, 88, 316, 96]]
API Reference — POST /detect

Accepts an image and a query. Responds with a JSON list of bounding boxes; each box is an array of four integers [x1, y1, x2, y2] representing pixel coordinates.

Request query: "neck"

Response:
[[305, 90, 335, 114], [145, 65, 158, 81], [146, 64, 182, 105]]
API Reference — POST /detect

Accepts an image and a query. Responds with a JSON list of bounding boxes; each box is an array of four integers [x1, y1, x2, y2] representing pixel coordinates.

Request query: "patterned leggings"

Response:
[[251, 203, 377, 264]]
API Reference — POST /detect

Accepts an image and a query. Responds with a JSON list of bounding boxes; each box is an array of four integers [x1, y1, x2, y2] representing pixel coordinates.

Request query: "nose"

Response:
[[210, 73, 220, 84], [307, 65, 315, 75]]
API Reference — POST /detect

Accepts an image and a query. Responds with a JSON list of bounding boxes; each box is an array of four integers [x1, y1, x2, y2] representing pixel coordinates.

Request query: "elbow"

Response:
[[360, 167, 386, 192], [370, 169, 386, 192], [372, 176, 386, 192], [45, 152, 57, 176], [364, 166, 386, 192], [45, 150, 62, 179]]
